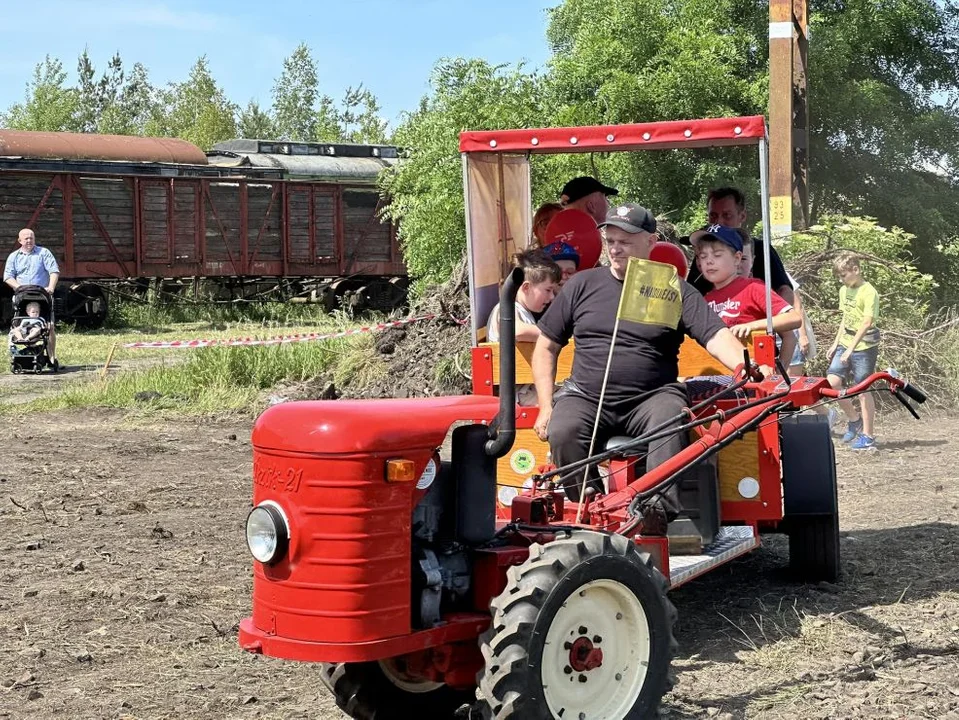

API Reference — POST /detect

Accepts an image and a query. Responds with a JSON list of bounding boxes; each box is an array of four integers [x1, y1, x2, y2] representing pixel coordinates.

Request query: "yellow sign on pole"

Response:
[[771, 195, 792, 237], [616, 258, 682, 329]]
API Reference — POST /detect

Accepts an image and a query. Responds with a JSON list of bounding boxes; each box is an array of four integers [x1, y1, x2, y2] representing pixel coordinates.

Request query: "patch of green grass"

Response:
[[104, 298, 337, 331], [20, 336, 372, 417], [56, 306, 371, 368]]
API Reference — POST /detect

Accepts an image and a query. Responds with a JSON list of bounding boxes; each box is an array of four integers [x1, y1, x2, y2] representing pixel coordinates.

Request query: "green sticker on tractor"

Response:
[[510, 449, 536, 475]]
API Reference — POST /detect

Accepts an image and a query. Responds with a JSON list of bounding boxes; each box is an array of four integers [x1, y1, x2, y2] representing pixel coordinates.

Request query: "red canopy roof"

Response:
[[460, 115, 766, 154]]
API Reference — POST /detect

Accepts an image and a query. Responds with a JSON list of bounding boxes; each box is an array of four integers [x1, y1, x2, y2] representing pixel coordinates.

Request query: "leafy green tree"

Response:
[[237, 100, 277, 139], [381, 59, 542, 289], [1, 56, 79, 131], [272, 43, 320, 141], [99, 62, 155, 136], [543, 0, 768, 227], [146, 56, 237, 150], [74, 51, 155, 136], [806, 0, 959, 300], [314, 94, 345, 142], [339, 85, 389, 144]]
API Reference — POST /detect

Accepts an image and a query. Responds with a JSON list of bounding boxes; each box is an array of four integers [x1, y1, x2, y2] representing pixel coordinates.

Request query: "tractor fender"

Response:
[[253, 395, 500, 455]]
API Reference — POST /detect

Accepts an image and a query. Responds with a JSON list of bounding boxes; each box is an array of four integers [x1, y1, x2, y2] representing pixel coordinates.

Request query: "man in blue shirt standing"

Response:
[[4, 228, 60, 364]]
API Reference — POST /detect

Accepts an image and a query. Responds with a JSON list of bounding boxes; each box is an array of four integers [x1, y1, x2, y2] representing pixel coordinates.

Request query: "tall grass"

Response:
[[18, 333, 385, 417], [104, 299, 346, 332]]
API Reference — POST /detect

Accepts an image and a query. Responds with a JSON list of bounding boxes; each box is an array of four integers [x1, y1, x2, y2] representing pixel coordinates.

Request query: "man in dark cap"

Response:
[[560, 176, 619, 225], [532, 202, 755, 534]]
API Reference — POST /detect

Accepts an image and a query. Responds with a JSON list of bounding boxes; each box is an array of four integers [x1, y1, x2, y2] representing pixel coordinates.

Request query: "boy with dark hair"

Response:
[[486, 249, 562, 343], [826, 251, 881, 449], [693, 225, 800, 357]]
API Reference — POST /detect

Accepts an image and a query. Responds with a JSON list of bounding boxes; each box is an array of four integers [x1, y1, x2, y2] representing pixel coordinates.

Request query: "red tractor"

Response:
[[239, 117, 927, 719]]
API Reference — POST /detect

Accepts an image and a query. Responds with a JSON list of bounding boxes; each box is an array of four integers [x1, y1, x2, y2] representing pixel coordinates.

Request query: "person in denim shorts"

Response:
[[826, 252, 881, 449]]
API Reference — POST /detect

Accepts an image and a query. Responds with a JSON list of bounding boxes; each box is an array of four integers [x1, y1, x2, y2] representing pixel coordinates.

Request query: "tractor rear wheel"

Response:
[[475, 530, 676, 719], [788, 513, 840, 582], [320, 659, 472, 719]]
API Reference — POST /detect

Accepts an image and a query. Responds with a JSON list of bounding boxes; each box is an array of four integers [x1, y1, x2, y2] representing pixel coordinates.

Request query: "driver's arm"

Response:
[[532, 335, 561, 440]]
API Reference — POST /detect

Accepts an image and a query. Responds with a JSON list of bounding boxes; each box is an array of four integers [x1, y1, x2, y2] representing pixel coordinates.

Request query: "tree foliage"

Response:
[[1, 56, 79, 132], [380, 59, 542, 289], [145, 57, 237, 150], [237, 100, 277, 139], [271, 43, 320, 141], [381, 0, 959, 294], [806, 0, 959, 301], [1, 44, 391, 149]]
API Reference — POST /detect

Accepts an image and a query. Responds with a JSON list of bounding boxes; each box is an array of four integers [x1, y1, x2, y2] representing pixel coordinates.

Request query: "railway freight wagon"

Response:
[[0, 130, 406, 328]]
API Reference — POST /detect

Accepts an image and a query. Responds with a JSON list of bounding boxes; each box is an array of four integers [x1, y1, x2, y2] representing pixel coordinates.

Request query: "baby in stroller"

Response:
[[9, 286, 58, 373]]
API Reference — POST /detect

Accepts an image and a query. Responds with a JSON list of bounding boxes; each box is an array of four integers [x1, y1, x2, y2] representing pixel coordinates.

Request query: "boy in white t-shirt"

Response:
[[486, 250, 562, 343]]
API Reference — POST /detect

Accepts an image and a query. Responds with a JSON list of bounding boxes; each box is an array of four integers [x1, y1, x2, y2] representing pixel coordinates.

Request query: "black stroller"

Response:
[[9, 285, 58, 374]]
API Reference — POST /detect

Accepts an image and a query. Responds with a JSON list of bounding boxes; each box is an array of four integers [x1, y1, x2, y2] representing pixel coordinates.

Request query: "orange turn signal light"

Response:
[[385, 459, 416, 483]]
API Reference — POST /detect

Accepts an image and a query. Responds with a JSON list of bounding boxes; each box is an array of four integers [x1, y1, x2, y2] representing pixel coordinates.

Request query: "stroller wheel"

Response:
[[33, 363, 42, 374]]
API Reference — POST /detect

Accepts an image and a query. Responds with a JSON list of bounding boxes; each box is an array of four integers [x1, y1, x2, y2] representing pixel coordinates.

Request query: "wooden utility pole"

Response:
[[769, 0, 810, 236]]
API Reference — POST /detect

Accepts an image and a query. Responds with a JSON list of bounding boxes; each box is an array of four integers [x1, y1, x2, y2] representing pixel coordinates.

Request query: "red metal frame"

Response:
[[459, 116, 767, 154]]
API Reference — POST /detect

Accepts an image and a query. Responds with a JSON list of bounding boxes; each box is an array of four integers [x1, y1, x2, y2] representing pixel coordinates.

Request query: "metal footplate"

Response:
[[667, 526, 759, 588]]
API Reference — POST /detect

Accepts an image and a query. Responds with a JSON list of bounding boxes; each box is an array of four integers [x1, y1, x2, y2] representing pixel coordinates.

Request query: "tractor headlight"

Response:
[[246, 501, 289, 564]]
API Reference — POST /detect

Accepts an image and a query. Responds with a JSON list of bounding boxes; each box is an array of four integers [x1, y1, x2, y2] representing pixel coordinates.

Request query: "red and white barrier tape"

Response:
[[123, 313, 465, 349]]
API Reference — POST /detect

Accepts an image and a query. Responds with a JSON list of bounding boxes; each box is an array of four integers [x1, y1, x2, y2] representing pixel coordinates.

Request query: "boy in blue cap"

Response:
[[541, 241, 580, 285], [693, 225, 800, 360]]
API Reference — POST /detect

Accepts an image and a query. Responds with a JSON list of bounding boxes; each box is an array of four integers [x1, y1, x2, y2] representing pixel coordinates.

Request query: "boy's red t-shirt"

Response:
[[703, 276, 791, 327]]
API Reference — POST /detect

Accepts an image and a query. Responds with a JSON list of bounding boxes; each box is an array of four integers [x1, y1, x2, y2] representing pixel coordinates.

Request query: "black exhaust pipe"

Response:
[[485, 266, 523, 458]]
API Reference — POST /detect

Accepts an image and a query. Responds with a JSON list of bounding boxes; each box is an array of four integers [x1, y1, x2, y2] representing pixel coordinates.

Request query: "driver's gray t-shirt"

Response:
[[538, 267, 725, 404]]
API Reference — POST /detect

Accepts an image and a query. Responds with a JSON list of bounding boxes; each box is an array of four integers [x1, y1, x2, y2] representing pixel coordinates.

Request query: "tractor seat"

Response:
[[604, 436, 648, 457]]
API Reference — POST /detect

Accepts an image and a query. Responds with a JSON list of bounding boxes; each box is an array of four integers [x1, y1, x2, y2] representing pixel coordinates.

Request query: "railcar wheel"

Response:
[[65, 284, 108, 329], [475, 530, 676, 719], [320, 659, 472, 719]]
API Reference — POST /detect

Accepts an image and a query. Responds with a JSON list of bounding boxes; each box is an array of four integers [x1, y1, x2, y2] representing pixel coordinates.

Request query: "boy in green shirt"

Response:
[[826, 252, 881, 449]]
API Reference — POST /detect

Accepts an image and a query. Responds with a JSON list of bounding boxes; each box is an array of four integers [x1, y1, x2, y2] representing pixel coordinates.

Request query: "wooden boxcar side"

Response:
[[0, 169, 403, 282]]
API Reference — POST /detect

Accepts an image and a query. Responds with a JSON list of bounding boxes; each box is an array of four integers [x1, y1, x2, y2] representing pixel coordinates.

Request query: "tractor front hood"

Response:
[[252, 395, 500, 455]]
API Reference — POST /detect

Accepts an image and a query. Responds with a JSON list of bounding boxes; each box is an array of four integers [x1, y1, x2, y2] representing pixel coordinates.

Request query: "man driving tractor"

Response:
[[532, 202, 763, 533]]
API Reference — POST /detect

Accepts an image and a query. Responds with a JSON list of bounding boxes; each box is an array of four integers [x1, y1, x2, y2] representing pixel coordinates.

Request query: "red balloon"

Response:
[[649, 241, 689, 279], [542, 209, 602, 270]]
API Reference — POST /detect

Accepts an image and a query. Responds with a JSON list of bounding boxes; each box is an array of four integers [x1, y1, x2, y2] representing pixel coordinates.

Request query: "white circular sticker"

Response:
[[416, 458, 438, 490], [737, 476, 760, 499], [498, 486, 519, 506]]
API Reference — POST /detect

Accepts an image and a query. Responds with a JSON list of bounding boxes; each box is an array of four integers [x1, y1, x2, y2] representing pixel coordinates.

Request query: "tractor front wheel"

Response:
[[475, 530, 676, 719], [321, 659, 472, 719]]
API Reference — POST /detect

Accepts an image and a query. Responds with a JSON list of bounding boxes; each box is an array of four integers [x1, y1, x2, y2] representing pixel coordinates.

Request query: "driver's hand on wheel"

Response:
[[534, 407, 551, 441]]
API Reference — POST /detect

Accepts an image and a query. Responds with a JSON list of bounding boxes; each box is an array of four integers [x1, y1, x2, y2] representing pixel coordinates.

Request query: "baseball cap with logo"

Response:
[[688, 224, 744, 253], [599, 203, 658, 234], [542, 241, 581, 266], [560, 176, 619, 204], [543, 209, 602, 269]]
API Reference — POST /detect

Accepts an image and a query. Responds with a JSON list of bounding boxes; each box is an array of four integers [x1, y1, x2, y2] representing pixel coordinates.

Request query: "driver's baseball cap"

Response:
[[560, 176, 619, 204], [598, 203, 658, 234]]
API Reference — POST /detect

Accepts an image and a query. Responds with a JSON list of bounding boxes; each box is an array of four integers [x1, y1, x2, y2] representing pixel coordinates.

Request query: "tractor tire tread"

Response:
[[474, 529, 676, 720]]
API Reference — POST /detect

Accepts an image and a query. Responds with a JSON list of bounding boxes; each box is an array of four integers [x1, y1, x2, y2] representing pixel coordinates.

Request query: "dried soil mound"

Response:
[[349, 259, 472, 399]]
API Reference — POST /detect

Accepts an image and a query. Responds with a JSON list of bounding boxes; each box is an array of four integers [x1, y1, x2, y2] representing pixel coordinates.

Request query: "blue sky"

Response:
[[0, 0, 557, 126]]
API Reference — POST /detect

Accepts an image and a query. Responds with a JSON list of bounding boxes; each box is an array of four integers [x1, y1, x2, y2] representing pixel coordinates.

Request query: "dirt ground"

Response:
[[0, 407, 957, 720]]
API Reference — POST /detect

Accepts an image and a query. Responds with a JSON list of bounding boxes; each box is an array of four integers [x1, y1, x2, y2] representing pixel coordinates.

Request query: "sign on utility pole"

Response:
[[769, 0, 810, 238]]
